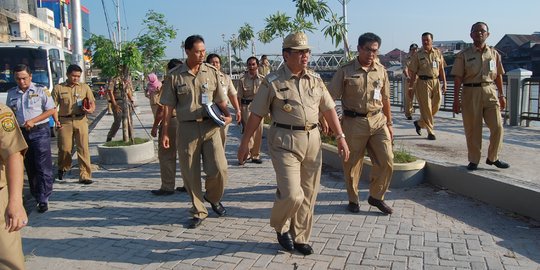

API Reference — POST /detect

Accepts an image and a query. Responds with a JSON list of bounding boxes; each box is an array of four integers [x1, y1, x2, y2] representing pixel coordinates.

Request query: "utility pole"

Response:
[[70, 0, 85, 80], [222, 34, 233, 76], [338, 0, 350, 59]]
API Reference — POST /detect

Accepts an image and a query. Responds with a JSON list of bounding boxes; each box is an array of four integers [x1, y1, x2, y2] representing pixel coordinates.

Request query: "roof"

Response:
[[498, 34, 540, 47]]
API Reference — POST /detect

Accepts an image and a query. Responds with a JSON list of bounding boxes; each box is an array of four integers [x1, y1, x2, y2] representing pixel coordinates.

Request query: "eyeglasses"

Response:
[[289, 49, 311, 55], [361, 47, 378, 54]]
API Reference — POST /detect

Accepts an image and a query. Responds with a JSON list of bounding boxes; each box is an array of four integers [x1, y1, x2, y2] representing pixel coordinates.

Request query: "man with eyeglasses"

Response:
[[451, 22, 509, 171], [238, 32, 349, 255], [328, 32, 395, 215], [408, 32, 447, 140], [237, 56, 265, 164]]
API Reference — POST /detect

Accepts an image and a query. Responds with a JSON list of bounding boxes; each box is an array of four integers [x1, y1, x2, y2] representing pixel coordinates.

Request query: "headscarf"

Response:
[[146, 73, 162, 94]]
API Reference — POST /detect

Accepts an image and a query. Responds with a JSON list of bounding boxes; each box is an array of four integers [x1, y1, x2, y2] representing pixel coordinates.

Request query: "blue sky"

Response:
[[82, 0, 540, 58]]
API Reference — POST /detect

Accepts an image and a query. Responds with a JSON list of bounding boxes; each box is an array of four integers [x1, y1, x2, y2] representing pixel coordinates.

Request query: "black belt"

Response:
[[273, 122, 318, 131], [418, 75, 435, 80], [184, 117, 209, 122], [463, 82, 493, 87], [343, 110, 380, 118], [60, 114, 85, 118], [241, 99, 253, 105]]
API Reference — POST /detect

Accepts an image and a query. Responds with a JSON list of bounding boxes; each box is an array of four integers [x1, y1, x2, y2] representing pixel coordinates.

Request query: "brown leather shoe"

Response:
[[368, 196, 393, 214], [486, 159, 510, 169]]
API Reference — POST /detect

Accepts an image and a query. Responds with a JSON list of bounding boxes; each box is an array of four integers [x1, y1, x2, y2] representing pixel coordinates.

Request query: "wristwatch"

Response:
[[336, 133, 346, 140]]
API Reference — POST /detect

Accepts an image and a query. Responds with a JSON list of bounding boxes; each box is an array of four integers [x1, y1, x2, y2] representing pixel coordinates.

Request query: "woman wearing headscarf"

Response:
[[146, 73, 162, 117]]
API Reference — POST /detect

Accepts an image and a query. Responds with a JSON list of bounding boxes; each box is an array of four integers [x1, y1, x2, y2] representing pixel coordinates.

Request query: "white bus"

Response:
[[0, 43, 71, 104]]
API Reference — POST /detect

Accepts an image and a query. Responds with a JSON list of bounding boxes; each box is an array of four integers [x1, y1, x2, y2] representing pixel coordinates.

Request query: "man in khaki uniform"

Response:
[[403, 43, 418, 120], [409, 32, 447, 140], [52, 64, 95, 184], [160, 35, 232, 229], [258, 55, 272, 76], [237, 56, 265, 163], [106, 75, 134, 142], [238, 32, 349, 255], [0, 104, 28, 270], [206, 54, 242, 147], [150, 59, 186, 195], [329, 32, 395, 215], [451, 22, 509, 171]]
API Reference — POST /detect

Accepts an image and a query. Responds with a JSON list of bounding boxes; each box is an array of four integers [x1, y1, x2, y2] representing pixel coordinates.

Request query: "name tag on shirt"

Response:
[[489, 60, 495, 71], [201, 92, 209, 104], [374, 88, 382, 101], [432, 61, 438, 68], [77, 98, 83, 107]]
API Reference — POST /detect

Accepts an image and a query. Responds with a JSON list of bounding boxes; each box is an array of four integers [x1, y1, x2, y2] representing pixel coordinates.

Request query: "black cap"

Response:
[[409, 43, 419, 50]]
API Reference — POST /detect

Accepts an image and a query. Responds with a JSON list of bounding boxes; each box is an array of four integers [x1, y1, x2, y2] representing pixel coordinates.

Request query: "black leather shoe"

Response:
[[294, 243, 314, 255], [58, 170, 65, 180], [187, 217, 204, 229], [204, 195, 226, 216], [406, 116, 413, 120], [79, 179, 93, 185], [427, 134, 436, 140], [486, 159, 510, 169], [346, 202, 360, 213], [367, 196, 393, 214], [276, 232, 294, 251], [176, 186, 187, 192], [467, 162, 478, 171], [37, 203, 48, 213], [151, 189, 174, 196], [413, 121, 422, 135], [251, 158, 263, 164]]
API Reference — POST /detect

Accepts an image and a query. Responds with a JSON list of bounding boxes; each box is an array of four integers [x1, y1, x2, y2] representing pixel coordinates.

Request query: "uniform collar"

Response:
[[282, 65, 309, 80], [17, 82, 35, 93], [473, 44, 488, 52], [354, 57, 379, 72]]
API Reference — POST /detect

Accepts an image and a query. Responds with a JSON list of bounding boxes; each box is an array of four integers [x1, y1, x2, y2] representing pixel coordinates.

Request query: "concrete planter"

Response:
[[97, 140, 155, 165], [321, 143, 426, 188]]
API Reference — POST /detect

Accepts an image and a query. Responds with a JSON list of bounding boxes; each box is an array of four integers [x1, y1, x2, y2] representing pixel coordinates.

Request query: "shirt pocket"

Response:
[[175, 83, 190, 95]]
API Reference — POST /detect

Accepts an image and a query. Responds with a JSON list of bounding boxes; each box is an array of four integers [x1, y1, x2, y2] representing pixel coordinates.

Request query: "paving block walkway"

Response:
[[22, 94, 540, 269]]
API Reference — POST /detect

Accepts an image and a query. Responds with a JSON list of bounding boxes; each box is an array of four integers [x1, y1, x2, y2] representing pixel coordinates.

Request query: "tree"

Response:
[[135, 10, 177, 75]]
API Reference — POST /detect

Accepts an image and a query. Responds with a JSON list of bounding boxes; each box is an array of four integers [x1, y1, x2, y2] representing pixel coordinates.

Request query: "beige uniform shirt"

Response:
[[258, 65, 271, 76], [451, 46, 504, 84], [251, 66, 335, 125], [52, 82, 96, 116], [219, 71, 237, 103], [329, 58, 390, 114], [0, 104, 28, 188], [238, 72, 265, 100], [160, 63, 226, 122], [409, 47, 445, 77]]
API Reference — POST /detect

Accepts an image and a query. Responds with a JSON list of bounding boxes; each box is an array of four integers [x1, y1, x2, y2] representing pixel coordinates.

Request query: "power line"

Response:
[[100, 0, 113, 40]]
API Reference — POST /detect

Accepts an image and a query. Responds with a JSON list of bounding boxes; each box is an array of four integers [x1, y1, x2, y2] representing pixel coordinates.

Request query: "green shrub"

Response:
[[321, 136, 417, 163], [103, 137, 149, 147]]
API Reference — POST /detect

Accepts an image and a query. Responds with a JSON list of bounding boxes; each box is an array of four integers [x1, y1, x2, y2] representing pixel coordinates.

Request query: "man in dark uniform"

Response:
[[160, 35, 232, 229], [238, 32, 349, 255], [0, 103, 28, 270], [7, 64, 56, 213]]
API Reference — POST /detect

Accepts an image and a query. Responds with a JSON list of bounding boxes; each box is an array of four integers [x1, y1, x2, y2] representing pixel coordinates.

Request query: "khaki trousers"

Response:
[[415, 79, 441, 135], [106, 100, 123, 140], [461, 86, 503, 164], [0, 187, 25, 270], [58, 116, 92, 180], [158, 119, 178, 191], [342, 113, 394, 203], [404, 81, 416, 118], [177, 120, 227, 219], [241, 104, 263, 159], [268, 126, 321, 244], [220, 124, 229, 148]]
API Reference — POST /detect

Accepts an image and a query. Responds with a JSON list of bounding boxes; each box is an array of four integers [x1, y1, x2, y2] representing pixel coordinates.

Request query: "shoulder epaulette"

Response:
[[308, 70, 321, 79], [266, 72, 279, 83], [168, 64, 182, 74], [204, 63, 218, 71]]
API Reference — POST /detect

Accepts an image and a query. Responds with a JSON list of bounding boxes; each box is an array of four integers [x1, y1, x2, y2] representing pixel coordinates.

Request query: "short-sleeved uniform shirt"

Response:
[[237, 73, 265, 100], [52, 82, 96, 116], [160, 63, 226, 122], [250, 66, 335, 125], [450, 46, 504, 84], [409, 47, 445, 77], [7, 83, 55, 126], [0, 104, 28, 189], [219, 71, 237, 104], [328, 59, 390, 114], [108, 77, 133, 100]]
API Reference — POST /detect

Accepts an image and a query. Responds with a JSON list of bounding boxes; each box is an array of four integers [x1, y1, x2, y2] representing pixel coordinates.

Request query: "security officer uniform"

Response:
[[237, 71, 265, 161], [106, 77, 132, 141], [7, 83, 55, 206], [408, 47, 445, 136], [160, 63, 228, 220], [250, 64, 335, 245], [52, 81, 95, 182], [451, 46, 505, 165], [0, 104, 28, 270], [218, 71, 238, 147], [328, 58, 394, 205]]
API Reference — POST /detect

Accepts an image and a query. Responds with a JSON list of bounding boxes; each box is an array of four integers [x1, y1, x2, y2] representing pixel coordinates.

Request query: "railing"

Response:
[[521, 77, 540, 126]]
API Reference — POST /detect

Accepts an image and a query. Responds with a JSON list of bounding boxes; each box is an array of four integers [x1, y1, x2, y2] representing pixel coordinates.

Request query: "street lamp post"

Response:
[[222, 34, 233, 77]]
